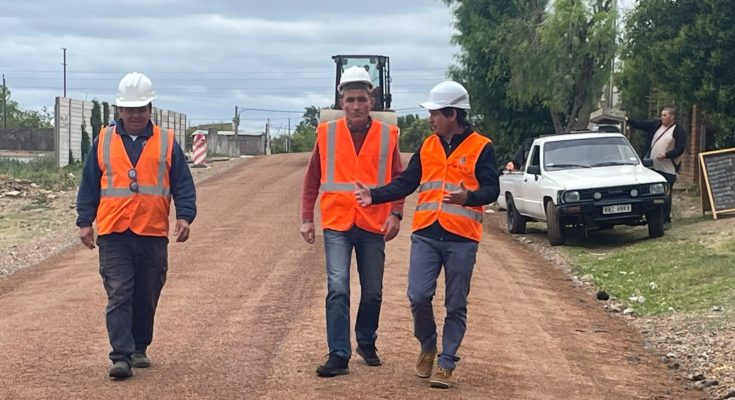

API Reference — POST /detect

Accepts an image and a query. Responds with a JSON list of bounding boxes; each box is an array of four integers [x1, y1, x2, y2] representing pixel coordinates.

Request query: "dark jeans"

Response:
[[97, 230, 168, 364], [407, 234, 478, 370], [323, 227, 385, 360], [654, 169, 677, 223]]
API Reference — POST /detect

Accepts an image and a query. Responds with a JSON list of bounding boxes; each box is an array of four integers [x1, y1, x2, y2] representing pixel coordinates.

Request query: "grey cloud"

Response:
[[1, 0, 458, 130]]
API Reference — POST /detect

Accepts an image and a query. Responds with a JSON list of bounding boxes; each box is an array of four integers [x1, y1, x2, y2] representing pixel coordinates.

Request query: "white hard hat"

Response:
[[338, 66, 374, 94], [420, 80, 470, 110], [115, 72, 157, 107]]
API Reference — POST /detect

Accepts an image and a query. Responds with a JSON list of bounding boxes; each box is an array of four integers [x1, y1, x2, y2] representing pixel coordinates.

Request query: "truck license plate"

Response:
[[603, 204, 632, 214]]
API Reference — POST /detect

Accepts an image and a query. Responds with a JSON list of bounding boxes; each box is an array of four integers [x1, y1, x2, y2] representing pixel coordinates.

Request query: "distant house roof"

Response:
[[217, 130, 265, 137]]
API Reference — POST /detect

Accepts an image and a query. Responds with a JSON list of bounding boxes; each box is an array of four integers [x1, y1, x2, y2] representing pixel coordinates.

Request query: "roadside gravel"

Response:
[[0, 157, 250, 278]]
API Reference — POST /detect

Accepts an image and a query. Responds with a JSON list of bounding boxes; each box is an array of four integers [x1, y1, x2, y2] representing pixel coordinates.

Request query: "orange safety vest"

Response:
[[96, 125, 174, 237], [317, 118, 398, 234], [412, 132, 490, 242]]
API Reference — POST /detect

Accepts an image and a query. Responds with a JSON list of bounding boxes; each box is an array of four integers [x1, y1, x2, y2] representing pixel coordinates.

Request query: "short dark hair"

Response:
[[439, 108, 471, 129]]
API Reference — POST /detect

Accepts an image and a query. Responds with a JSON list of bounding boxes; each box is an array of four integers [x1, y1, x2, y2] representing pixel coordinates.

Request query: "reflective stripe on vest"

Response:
[[319, 120, 391, 192], [96, 124, 173, 237], [316, 118, 397, 234], [414, 202, 484, 222], [412, 132, 491, 241], [417, 180, 462, 193], [100, 126, 170, 197]]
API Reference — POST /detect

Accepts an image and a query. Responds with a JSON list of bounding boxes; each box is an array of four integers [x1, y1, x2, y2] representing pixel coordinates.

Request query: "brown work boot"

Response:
[[430, 366, 453, 389], [415, 349, 436, 378]]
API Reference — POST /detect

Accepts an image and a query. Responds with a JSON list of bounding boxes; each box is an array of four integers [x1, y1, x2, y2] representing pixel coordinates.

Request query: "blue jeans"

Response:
[[323, 227, 385, 360], [97, 231, 168, 364], [407, 234, 478, 370]]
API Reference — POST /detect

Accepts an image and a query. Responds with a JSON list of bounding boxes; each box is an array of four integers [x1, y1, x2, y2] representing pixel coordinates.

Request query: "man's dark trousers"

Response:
[[97, 230, 168, 363]]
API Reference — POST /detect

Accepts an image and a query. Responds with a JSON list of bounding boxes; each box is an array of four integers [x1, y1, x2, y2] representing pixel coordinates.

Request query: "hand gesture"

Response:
[[355, 181, 373, 207], [443, 181, 469, 205]]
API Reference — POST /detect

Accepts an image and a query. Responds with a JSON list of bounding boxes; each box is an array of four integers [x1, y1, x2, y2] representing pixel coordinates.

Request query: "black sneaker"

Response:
[[109, 361, 133, 379], [356, 344, 382, 366], [316, 353, 350, 377]]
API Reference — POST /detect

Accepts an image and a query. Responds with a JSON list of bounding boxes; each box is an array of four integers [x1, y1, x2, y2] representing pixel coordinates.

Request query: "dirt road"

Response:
[[0, 154, 705, 399]]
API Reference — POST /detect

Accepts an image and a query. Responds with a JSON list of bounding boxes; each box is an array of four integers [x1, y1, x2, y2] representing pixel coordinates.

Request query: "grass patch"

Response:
[[564, 214, 735, 316], [0, 158, 83, 191]]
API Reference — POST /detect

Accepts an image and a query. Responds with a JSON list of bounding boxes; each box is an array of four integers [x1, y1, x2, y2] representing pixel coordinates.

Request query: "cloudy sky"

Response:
[[1, 0, 635, 135], [0, 0, 463, 134]]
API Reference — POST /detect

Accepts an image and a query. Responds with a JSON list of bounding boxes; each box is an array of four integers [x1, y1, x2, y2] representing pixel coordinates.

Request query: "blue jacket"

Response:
[[76, 120, 197, 227]]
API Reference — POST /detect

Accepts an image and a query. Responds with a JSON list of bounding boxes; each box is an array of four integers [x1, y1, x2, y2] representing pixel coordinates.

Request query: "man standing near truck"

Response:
[[627, 107, 687, 230]]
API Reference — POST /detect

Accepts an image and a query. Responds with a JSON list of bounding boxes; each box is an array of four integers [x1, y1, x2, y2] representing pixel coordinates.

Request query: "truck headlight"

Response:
[[563, 191, 580, 203], [649, 183, 666, 194]]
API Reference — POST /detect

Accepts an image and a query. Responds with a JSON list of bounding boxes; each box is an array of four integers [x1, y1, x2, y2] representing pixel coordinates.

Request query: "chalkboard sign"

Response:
[[699, 148, 735, 219]]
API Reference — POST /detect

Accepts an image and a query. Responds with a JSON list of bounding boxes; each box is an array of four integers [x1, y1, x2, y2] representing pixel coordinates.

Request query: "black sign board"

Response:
[[699, 148, 735, 219]]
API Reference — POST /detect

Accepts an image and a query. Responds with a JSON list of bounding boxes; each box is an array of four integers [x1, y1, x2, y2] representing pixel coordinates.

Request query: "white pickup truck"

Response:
[[497, 132, 670, 245]]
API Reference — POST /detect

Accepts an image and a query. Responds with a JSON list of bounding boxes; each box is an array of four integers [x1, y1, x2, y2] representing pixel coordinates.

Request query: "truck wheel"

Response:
[[546, 200, 565, 246], [647, 207, 664, 238], [506, 195, 527, 234]]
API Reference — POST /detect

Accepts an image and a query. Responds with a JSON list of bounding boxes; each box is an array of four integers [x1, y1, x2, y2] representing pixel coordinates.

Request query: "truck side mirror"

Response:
[[527, 165, 541, 175], [642, 158, 654, 167]]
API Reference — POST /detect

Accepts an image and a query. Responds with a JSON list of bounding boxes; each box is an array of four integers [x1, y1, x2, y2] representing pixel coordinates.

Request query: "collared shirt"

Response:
[[76, 119, 197, 227]]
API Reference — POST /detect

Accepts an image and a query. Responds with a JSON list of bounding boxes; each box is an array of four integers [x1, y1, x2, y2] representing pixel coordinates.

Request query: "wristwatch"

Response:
[[390, 211, 403, 221]]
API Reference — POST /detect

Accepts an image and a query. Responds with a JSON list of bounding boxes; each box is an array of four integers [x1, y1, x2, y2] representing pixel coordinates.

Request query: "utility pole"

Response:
[[233, 106, 240, 155], [2, 74, 6, 129], [265, 118, 271, 155], [287, 117, 291, 152], [61, 47, 67, 98], [608, 0, 617, 108]]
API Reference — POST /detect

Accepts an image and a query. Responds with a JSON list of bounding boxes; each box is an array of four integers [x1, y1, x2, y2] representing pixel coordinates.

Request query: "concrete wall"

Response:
[[205, 131, 240, 157], [239, 135, 266, 156], [0, 128, 54, 151], [212, 130, 266, 156], [54, 97, 187, 167]]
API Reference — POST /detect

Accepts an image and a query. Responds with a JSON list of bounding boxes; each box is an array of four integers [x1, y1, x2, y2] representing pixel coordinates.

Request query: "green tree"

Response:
[[102, 101, 111, 130], [91, 100, 102, 140], [270, 135, 290, 154], [397, 114, 430, 152], [621, 0, 735, 147], [444, 0, 553, 164], [0, 85, 53, 128], [503, 0, 616, 132], [290, 106, 321, 152], [81, 123, 91, 161]]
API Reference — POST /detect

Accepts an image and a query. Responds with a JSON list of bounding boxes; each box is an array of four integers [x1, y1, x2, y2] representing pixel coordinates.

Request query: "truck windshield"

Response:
[[544, 136, 639, 170]]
